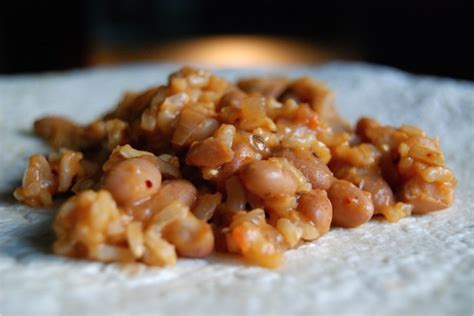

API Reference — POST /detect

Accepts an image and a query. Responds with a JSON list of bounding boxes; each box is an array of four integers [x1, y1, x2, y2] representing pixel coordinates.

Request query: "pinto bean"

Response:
[[186, 138, 234, 168], [225, 176, 247, 211], [240, 160, 298, 198], [34, 116, 84, 149], [237, 77, 289, 98], [217, 142, 256, 182], [399, 178, 454, 214], [275, 148, 333, 190], [162, 215, 214, 257], [332, 166, 394, 214], [147, 180, 197, 213], [297, 189, 333, 235], [102, 157, 161, 205], [217, 89, 247, 110], [130, 179, 197, 222], [327, 179, 374, 228], [358, 175, 394, 213]]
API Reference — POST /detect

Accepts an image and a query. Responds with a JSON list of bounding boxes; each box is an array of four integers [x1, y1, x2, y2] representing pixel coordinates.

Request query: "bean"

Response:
[[297, 189, 333, 235], [102, 157, 161, 205], [264, 194, 298, 217], [358, 175, 394, 213], [399, 178, 454, 214], [217, 89, 246, 110], [162, 216, 214, 257], [276, 148, 333, 190], [237, 77, 289, 98], [355, 117, 378, 141], [225, 176, 247, 211], [186, 138, 234, 168], [327, 179, 374, 228], [240, 160, 298, 198], [34, 116, 83, 149], [333, 166, 394, 214], [34, 116, 77, 137], [285, 77, 351, 131], [107, 86, 166, 122], [141, 180, 197, 218], [355, 117, 398, 151], [217, 142, 256, 183]]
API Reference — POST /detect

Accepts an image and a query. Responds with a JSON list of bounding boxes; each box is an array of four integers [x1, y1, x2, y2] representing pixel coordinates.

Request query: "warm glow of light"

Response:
[[89, 36, 347, 67], [157, 36, 327, 67]]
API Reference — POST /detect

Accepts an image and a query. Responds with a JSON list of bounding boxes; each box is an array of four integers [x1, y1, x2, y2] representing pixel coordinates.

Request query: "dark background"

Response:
[[0, 0, 473, 79]]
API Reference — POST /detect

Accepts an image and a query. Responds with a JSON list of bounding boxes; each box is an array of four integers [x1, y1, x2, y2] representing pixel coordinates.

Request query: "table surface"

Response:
[[0, 62, 473, 316]]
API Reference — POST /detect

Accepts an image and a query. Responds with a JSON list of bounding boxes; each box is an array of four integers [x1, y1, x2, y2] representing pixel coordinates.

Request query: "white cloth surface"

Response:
[[0, 62, 473, 316]]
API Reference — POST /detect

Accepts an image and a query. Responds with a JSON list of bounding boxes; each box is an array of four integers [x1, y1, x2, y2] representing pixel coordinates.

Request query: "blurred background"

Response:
[[0, 0, 472, 79]]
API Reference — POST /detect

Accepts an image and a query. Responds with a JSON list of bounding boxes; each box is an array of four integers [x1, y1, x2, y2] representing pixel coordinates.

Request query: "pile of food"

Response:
[[14, 67, 456, 268]]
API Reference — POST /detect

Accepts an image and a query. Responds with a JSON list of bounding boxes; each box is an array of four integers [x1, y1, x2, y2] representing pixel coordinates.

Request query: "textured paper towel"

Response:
[[0, 63, 473, 316]]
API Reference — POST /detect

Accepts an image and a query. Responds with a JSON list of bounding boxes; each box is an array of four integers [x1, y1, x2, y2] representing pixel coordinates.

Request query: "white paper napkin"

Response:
[[1, 62, 473, 315]]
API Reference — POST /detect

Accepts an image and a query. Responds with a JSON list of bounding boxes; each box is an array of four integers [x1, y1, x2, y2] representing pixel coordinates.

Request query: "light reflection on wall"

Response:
[[89, 36, 347, 67]]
